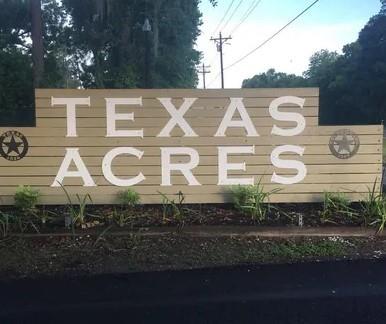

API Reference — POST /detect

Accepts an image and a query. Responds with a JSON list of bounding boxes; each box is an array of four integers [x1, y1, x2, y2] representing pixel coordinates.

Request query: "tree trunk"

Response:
[[30, 0, 44, 88], [93, 49, 104, 88], [153, 0, 161, 59]]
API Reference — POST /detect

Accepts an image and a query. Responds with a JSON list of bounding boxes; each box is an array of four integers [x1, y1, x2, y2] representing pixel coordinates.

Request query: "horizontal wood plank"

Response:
[[0, 88, 382, 205], [1, 126, 382, 138], [35, 88, 320, 98]]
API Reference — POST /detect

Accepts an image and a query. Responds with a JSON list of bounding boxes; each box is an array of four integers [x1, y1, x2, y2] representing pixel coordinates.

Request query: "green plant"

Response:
[[231, 180, 280, 222], [59, 182, 93, 233], [369, 199, 386, 234], [0, 212, 12, 238], [361, 180, 386, 226], [14, 186, 40, 212], [112, 207, 135, 228], [361, 180, 386, 233], [112, 189, 141, 228], [37, 207, 57, 226], [159, 191, 186, 232], [119, 189, 140, 207], [320, 192, 358, 224], [13, 186, 41, 233]]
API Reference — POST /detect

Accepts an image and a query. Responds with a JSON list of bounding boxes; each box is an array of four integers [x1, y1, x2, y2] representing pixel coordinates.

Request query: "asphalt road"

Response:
[[2, 259, 386, 323]]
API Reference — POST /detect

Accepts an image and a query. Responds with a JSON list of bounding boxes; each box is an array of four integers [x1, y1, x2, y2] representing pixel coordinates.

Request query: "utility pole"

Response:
[[197, 63, 211, 89], [210, 32, 232, 89]]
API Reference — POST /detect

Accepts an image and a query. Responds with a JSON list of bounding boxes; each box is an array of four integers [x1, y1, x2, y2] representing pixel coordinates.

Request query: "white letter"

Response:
[[270, 145, 307, 185], [52, 148, 96, 187], [215, 98, 259, 137], [102, 147, 145, 186], [218, 146, 255, 185], [157, 98, 198, 137], [269, 96, 306, 136], [106, 97, 143, 137], [51, 97, 90, 137], [161, 147, 200, 186]]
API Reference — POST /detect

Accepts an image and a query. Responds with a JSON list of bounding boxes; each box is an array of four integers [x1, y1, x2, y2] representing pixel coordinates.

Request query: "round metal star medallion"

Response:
[[329, 129, 360, 159], [0, 130, 29, 161]]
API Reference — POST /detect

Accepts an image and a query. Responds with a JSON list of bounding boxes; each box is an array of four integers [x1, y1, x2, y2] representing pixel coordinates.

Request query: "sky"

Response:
[[196, 0, 382, 89]]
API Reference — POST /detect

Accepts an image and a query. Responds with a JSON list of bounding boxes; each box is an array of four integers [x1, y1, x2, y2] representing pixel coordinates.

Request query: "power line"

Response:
[[230, 0, 262, 35], [211, 0, 236, 37], [208, 0, 320, 86], [225, 0, 320, 71], [220, 0, 246, 33]]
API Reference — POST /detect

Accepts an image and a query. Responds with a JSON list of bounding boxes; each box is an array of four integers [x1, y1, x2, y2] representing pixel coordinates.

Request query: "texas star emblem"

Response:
[[0, 130, 29, 161], [329, 129, 360, 159]]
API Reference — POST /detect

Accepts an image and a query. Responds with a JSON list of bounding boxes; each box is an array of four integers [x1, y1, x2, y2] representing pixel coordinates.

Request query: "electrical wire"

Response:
[[211, 0, 236, 37], [229, 0, 262, 36], [207, 0, 320, 86], [220, 0, 246, 33]]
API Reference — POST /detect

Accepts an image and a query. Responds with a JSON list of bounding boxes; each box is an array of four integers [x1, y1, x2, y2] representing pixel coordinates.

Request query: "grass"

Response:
[[0, 235, 367, 279]]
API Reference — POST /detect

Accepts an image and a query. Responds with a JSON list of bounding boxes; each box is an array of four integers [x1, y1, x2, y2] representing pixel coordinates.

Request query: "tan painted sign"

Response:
[[0, 88, 383, 205]]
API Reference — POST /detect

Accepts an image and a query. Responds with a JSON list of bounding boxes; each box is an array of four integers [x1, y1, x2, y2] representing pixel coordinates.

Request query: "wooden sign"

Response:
[[0, 88, 383, 205]]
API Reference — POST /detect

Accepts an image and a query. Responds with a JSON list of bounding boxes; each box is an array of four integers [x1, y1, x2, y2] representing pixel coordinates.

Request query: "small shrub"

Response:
[[320, 192, 358, 224], [119, 189, 140, 207], [14, 186, 40, 211], [159, 191, 186, 231], [13, 186, 41, 233], [112, 189, 141, 228], [231, 181, 280, 223]]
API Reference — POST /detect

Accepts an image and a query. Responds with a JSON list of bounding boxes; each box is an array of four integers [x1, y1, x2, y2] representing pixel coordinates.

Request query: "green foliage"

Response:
[[119, 189, 140, 207], [242, 2, 386, 125], [242, 68, 308, 88], [231, 182, 280, 223], [1, 0, 206, 125], [320, 192, 358, 224], [369, 199, 386, 234], [112, 189, 141, 228], [264, 238, 349, 260], [361, 180, 386, 233], [14, 186, 40, 212], [304, 49, 339, 83], [0, 49, 34, 126], [0, 212, 12, 238], [159, 191, 186, 231], [62, 0, 202, 88], [112, 207, 130, 228], [59, 183, 93, 233]]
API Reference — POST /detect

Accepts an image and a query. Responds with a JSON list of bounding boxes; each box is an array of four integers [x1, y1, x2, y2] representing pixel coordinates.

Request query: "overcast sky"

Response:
[[196, 0, 382, 89]]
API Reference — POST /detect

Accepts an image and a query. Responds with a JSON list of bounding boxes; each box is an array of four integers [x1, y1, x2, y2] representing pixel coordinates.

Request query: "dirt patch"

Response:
[[1, 234, 386, 281]]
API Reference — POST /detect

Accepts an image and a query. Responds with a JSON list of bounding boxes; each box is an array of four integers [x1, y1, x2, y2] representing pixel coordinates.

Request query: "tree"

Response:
[[242, 0, 386, 126], [242, 69, 308, 88], [304, 50, 339, 85], [62, 0, 207, 89], [30, 0, 44, 88], [315, 4, 386, 125]]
